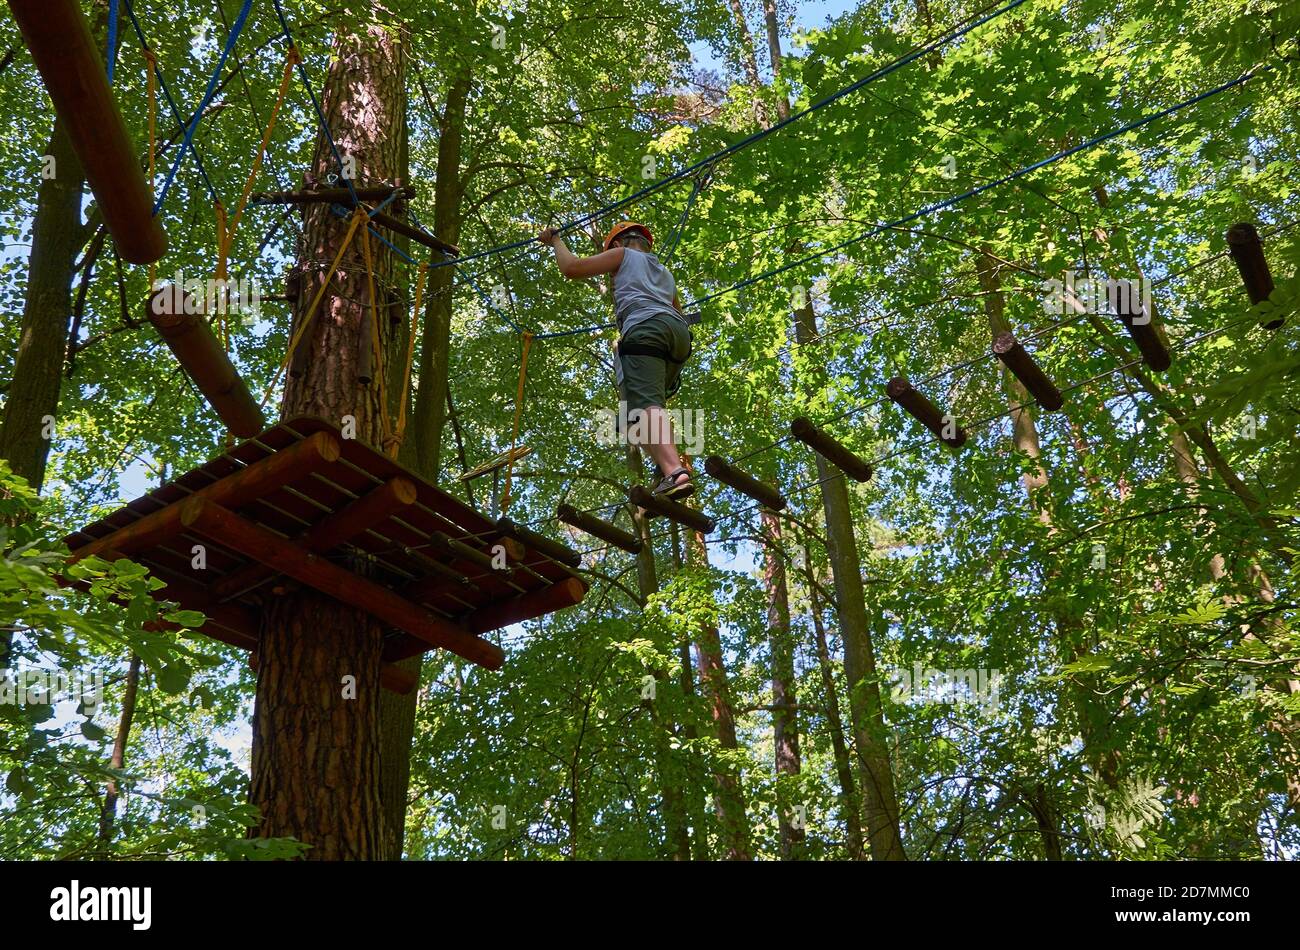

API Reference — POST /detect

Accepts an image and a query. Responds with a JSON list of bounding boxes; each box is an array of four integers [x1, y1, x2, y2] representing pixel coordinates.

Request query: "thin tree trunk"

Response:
[[685, 527, 752, 859], [803, 544, 865, 859], [763, 509, 804, 858], [792, 300, 906, 861], [250, 20, 404, 859], [628, 448, 692, 859], [97, 653, 141, 845]]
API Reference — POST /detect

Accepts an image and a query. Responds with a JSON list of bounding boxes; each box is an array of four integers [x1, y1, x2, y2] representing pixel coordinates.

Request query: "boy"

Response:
[[537, 221, 694, 498]]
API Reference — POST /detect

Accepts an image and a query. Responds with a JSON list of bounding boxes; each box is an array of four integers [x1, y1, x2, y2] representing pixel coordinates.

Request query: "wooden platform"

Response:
[[64, 418, 587, 690]]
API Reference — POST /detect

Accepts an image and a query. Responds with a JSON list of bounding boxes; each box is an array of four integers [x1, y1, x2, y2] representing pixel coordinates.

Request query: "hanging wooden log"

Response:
[[250, 184, 416, 206], [628, 484, 716, 534], [992, 332, 1064, 411], [8, 0, 167, 265], [1108, 278, 1170, 371], [464, 577, 588, 635], [703, 456, 788, 510], [179, 497, 504, 670], [1227, 223, 1281, 329], [885, 378, 968, 447], [68, 431, 340, 564], [147, 285, 265, 438], [495, 517, 582, 568], [790, 417, 874, 481], [556, 504, 642, 554]]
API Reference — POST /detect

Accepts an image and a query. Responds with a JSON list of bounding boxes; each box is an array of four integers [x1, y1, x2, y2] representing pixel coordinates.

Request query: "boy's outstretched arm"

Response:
[[538, 227, 624, 279]]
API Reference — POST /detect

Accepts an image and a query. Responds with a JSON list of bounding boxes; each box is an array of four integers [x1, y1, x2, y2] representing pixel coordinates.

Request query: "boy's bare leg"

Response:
[[642, 406, 691, 480]]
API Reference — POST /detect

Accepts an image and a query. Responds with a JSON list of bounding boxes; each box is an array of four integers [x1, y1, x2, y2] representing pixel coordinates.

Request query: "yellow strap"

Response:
[[217, 47, 299, 282], [388, 261, 428, 459], [359, 219, 393, 451], [260, 206, 368, 407], [499, 331, 534, 511]]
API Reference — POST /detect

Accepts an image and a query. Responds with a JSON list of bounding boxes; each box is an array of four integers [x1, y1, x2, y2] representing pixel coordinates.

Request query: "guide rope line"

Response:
[[151, 0, 255, 214], [391, 261, 429, 459], [686, 68, 1264, 310], [426, 0, 1037, 272], [121, 0, 221, 207]]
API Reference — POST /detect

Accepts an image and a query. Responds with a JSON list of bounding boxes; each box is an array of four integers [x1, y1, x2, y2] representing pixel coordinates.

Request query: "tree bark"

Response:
[[250, 20, 404, 859]]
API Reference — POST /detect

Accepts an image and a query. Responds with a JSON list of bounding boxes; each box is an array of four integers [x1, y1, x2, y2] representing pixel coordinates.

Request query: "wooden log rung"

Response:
[[1227, 222, 1281, 329], [992, 332, 1064, 411], [702, 456, 787, 510], [789, 418, 874, 482], [366, 208, 460, 258], [628, 485, 716, 534], [496, 517, 582, 568], [147, 285, 266, 438], [1108, 278, 1170, 371], [885, 378, 968, 447], [556, 504, 642, 554]]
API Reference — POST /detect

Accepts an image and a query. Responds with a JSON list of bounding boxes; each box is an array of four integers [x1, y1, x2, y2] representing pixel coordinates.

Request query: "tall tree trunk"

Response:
[[685, 527, 752, 859], [628, 449, 692, 859], [374, 69, 468, 864], [803, 544, 866, 859], [763, 508, 804, 858], [97, 653, 141, 846], [792, 300, 906, 861], [249, 20, 404, 859]]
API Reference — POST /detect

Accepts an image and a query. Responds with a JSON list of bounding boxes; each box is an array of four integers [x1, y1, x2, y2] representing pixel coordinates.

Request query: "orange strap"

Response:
[[499, 331, 534, 511], [217, 47, 299, 283]]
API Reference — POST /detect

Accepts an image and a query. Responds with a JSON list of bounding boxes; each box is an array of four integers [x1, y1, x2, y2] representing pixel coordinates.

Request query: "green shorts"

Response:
[[617, 313, 692, 412]]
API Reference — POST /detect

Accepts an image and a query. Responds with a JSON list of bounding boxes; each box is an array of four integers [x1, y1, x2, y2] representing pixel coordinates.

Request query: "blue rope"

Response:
[[107, 0, 119, 84], [427, 0, 1035, 271], [688, 68, 1263, 309], [658, 170, 710, 263], [368, 186, 404, 217], [121, 0, 221, 206], [270, 0, 359, 207], [151, 0, 254, 214]]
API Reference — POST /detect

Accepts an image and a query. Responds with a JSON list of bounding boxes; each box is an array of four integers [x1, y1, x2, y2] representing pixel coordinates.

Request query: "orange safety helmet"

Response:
[[602, 220, 654, 251]]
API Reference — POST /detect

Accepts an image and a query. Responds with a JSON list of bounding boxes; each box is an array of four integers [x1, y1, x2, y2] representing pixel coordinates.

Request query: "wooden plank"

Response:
[[210, 477, 418, 601], [465, 577, 588, 635], [628, 485, 716, 534], [66, 431, 340, 562], [886, 377, 968, 447], [179, 498, 503, 670], [992, 332, 1064, 411], [556, 504, 642, 554], [148, 285, 266, 438]]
